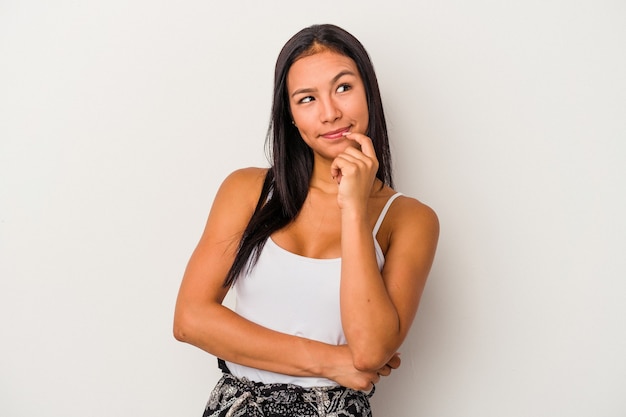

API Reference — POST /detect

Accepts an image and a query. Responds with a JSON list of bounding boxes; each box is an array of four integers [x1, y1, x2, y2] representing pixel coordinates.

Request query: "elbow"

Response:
[[349, 328, 401, 372], [352, 348, 391, 372], [173, 311, 193, 343], [173, 300, 222, 345], [172, 323, 187, 343]]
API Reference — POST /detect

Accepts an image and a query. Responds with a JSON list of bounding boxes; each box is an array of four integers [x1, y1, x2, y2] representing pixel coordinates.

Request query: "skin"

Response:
[[173, 50, 439, 391]]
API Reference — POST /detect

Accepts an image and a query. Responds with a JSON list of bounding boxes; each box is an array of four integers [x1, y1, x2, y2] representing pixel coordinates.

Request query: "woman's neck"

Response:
[[309, 159, 338, 195]]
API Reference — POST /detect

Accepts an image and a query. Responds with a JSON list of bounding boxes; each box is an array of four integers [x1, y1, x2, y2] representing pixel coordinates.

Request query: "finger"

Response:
[[334, 152, 362, 164], [330, 162, 343, 184], [377, 365, 392, 377], [372, 373, 380, 384], [330, 155, 346, 181], [386, 352, 401, 368], [342, 132, 376, 158], [331, 153, 370, 178], [340, 145, 373, 164], [340, 136, 378, 175], [334, 154, 365, 172], [340, 148, 376, 175], [330, 153, 362, 182]]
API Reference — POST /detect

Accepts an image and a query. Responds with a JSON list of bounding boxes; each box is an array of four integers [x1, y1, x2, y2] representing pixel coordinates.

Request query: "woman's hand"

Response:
[[324, 345, 401, 391], [330, 132, 379, 211]]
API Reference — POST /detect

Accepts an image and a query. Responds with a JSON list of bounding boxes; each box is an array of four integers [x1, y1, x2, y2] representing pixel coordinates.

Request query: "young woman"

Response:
[[174, 24, 439, 417]]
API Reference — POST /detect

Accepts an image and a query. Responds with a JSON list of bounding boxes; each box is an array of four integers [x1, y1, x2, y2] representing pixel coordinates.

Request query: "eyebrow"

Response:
[[290, 69, 357, 98]]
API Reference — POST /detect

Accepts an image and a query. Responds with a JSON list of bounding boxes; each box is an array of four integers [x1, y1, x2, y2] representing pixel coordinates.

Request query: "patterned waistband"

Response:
[[204, 372, 374, 417]]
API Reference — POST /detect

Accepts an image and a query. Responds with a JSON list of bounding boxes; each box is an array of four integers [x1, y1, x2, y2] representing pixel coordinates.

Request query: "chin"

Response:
[[316, 142, 357, 160]]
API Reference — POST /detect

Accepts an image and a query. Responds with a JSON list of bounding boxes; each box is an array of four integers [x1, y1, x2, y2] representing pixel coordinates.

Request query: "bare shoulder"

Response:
[[387, 193, 440, 244], [202, 167, 269, 241], [377, 193, 439, 292], [394, 194, 438, 225], [214, 167, 268, 209], [219, 167, 268, 195]]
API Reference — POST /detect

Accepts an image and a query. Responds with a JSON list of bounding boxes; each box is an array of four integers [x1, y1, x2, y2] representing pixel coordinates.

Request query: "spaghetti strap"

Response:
[[373, 192, 403, 236]]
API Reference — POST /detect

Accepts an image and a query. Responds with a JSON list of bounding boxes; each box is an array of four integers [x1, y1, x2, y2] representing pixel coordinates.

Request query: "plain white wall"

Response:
[[1, 1, 625, 416]]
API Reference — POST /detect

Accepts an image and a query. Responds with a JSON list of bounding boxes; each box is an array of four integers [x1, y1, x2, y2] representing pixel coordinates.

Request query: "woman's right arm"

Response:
[[173, 168, 390, 390]]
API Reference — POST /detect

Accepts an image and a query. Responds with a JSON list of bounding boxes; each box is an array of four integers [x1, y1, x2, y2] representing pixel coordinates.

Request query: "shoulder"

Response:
[[394, 194, 438, 227], [220, 167, 268, 191], [377, 193, 439, 281], [384, 191, 439, 246], [215, 167, 268, 205], [209, 167, 269, 224], [375, 185, 438, 229]]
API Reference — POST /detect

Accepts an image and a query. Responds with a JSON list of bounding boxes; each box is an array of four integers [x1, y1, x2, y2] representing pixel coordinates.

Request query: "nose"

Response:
[[319, 96, 342, 123]]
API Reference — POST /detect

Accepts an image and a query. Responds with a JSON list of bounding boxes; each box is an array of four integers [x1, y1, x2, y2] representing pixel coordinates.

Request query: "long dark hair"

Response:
[[223, 24, 394, 286]]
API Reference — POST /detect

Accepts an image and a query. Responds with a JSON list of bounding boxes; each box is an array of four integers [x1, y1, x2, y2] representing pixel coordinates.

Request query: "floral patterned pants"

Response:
[[203, 372, 374, 417]]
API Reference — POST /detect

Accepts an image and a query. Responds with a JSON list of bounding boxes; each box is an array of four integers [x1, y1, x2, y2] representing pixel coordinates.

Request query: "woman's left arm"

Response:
[[332, 133, 440, 372]]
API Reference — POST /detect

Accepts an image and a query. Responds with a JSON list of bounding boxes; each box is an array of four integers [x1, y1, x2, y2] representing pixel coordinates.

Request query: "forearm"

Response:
[[174, 301, 335, 378], [340, 209, 401, 371]]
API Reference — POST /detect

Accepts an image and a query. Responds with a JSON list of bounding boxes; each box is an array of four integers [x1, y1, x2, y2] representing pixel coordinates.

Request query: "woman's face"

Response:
[[287, 50, 369, 161]]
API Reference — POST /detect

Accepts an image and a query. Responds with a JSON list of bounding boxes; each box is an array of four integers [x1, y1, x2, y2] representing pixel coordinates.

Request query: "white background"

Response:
[[1, 1, 625, 416]]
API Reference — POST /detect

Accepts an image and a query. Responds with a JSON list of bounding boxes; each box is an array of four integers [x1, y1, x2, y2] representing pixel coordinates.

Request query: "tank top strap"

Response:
[[373, 192, 403, 236]]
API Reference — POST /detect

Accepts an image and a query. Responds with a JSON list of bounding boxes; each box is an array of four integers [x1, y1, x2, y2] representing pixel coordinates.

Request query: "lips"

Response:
[[321, 127, 350, 139]]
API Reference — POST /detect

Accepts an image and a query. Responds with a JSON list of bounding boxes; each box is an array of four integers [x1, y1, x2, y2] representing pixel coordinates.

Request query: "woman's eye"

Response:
[[337, 84, 351, 93], [299, 96, 314, 104]]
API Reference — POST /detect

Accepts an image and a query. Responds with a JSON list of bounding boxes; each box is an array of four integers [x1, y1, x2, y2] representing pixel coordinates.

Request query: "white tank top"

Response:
[[226, 192, 402, 387]]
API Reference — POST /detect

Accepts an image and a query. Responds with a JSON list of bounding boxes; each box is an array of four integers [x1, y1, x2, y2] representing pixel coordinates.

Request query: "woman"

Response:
[[174, 23, 439, 416]]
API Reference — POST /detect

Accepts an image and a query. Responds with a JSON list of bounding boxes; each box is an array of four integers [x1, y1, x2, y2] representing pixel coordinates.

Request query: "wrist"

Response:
[[340, 203, 368, 223], [298, 337, 333, 378], [317, 344, 350, 381]]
